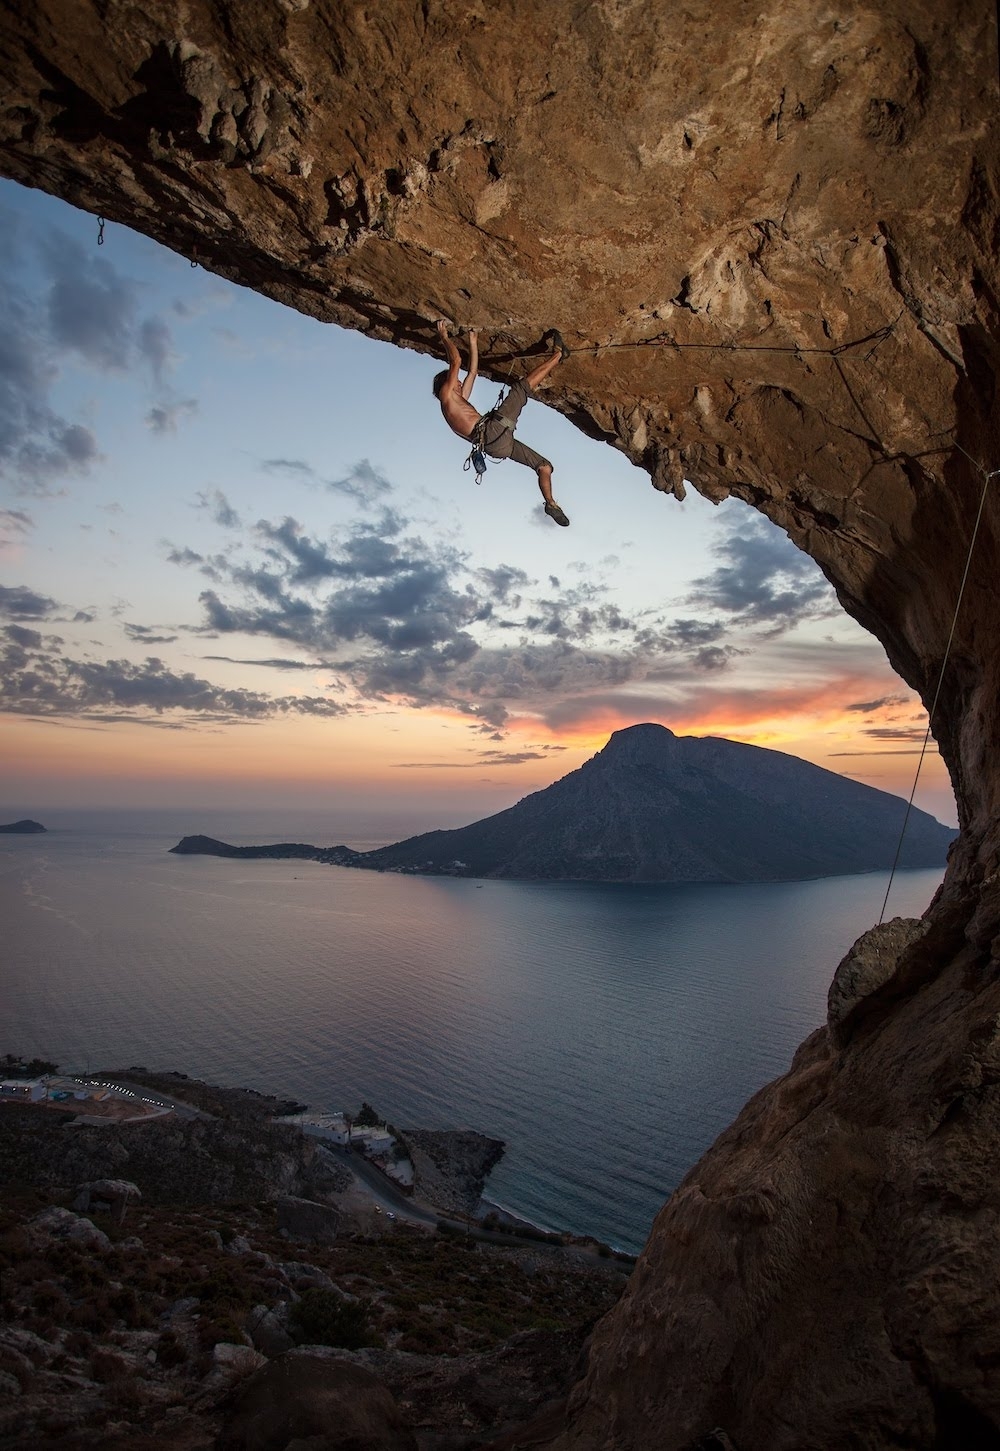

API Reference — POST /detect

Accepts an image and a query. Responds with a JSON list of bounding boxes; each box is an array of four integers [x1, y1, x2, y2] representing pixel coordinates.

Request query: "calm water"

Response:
[[1, 808, 943, 1253]]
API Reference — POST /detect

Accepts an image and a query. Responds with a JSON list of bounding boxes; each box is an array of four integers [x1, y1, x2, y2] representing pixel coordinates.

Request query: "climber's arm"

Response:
[[460, 329, 479, 399]]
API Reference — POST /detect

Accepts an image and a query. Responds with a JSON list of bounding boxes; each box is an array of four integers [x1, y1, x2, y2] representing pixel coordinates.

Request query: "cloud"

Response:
[[165, 545, 205, 567], [261, 457, 315, 479], [124, 622, 179, 645], [202, 655, 338, 671], [43, 234, 138, 370], [138, 316, 173, 381], [147, 399, 198, 434], [4, 623, 45, 648], [259, 456, 393, 505], [0, 637, 350, 725], [0, 292, 101, 491], [861, 725, 930, 743], [326, 459, 393, 502], [846, 694, 909, 713], [196, 489, 241, 529], [0, 509, 34, 552], [0, 584, 58, 619], [688, 512, 837, 632], [0, 220, 179, 489]]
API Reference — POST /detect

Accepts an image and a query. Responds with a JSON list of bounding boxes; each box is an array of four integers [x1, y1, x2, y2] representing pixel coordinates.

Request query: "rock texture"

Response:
[[2, 3, 999, 1447], [403, 1129, 506, 1217]]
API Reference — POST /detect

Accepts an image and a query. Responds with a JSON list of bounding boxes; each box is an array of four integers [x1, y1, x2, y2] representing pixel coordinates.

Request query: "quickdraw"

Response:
[[463, 388, 509, 484]]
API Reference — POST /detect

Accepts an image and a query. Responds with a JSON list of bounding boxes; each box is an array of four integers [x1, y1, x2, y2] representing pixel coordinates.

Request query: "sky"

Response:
[[0, 179, 957, 829]]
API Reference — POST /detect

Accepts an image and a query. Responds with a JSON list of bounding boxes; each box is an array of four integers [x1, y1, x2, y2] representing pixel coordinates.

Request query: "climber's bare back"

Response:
[[438, 385, 481, 442]]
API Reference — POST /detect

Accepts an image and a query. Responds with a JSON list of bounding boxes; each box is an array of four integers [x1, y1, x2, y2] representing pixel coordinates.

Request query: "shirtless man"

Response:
[[432, 320, 570, 526]]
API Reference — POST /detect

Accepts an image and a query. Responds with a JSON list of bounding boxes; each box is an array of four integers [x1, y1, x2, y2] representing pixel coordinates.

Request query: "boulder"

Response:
[[28, 1206, 111, 1253], [72, 1178, 141, 1224], [218, 1350, 417, 1451], [279, 1262, 338, 1293], [827, 916, 928, 1039], [274, 1197, 339, 1245], [246, 1306, 295, 1359]]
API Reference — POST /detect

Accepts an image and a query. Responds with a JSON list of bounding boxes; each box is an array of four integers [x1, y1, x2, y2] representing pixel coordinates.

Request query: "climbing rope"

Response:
[[485, 315, 903, 367], [878, 447, 998, 923]]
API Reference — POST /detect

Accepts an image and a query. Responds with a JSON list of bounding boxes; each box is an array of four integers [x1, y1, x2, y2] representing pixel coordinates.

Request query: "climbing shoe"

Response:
[[542, 328, 570, 361], [544, 502, 570, 527]]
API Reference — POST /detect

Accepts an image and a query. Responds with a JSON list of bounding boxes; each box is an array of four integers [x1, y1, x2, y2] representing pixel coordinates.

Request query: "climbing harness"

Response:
[[463, 387, 509, 485], [878, 446, 998, 923]]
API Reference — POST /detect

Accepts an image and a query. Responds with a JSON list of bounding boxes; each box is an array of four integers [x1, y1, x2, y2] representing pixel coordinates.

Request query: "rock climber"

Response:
[[432, 319, 571, 526]]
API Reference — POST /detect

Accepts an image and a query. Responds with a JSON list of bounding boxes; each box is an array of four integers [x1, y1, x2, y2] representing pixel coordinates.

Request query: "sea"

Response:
[[1, 807, 945, 1254]]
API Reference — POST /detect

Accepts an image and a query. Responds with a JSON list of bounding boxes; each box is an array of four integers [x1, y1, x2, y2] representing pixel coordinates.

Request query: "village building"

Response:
[[0, 1078, 46, 1102]]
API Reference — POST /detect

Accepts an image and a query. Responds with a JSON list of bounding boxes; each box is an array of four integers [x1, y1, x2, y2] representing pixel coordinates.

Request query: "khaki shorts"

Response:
[[482, 381, 551, 472]]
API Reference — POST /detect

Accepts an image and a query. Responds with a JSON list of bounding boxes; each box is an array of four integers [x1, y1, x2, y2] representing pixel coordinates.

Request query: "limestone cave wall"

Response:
[[2, 2, 998, 1446]]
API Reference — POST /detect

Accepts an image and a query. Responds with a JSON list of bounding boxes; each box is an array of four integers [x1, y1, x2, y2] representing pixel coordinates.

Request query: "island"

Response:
[[0, 818, 46, 834], [169, 724, 956, 884]]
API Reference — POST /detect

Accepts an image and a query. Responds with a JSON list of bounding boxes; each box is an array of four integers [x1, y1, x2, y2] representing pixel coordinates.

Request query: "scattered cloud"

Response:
[[196, 489, 241, 529], [0, 213, 186, 489], [123, 622, 179, 645], [147, 399, 198, 434], [846, 694, 909, 713], [262, 457, 315, 478], [0, 638, 350, 725], [326, 459, 393, 502], [688, 513, 837, 632], [0, 583, 58, 619], [202, 655, 337, 671], [0, 509, 34, 552]]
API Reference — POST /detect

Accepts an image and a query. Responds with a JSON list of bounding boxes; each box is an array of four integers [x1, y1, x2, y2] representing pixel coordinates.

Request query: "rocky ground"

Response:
[[0, 1071, 630, 1449], [401, 1132, 506, 1219], [0, 1188, 627, 1451]]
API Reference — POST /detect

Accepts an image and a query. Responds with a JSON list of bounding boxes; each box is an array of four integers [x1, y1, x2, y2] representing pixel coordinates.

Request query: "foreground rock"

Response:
[[0, 1187, 626, 1450], [219, 1353, 418, 1451]]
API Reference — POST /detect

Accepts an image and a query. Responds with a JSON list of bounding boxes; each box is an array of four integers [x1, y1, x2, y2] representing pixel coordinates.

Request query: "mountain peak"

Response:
[[598, 722, 677, 764]]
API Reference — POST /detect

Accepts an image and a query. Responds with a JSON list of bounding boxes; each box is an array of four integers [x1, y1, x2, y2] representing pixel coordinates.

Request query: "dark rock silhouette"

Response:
[[171, 726, 954, 884], [0, 819, 46, 834], [357, 724, 954, 882]]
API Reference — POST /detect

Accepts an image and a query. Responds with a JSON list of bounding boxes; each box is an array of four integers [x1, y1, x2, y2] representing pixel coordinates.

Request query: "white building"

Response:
[[0, 1078, 46, 1102], [280, 1111, 351, 1145], [350, 1126, 396, 1155]]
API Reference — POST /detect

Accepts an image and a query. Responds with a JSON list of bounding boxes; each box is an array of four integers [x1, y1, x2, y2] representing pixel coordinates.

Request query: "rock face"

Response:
[[403, 1129, 506, 1217], [2, 4, 998, 1447], [352, 723, 955, 881]]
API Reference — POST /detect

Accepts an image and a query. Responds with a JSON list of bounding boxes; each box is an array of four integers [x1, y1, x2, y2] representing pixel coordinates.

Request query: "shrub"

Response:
[[157, 1329, 188, 1367], [290, 1290, 377, 1350]]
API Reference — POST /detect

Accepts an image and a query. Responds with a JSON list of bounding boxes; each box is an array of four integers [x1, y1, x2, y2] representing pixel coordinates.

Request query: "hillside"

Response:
[[343, 724, 955, 883]]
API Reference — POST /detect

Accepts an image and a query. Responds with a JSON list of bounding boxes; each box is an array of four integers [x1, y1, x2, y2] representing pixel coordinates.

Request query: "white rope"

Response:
[[879, 450, 998, 922]]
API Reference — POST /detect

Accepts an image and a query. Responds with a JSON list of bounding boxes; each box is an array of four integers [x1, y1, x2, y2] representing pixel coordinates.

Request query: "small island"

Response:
[[0, 819, 46, 834]]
